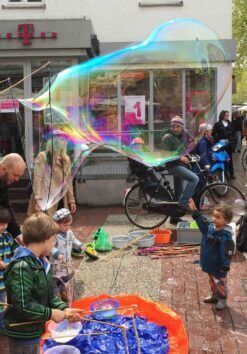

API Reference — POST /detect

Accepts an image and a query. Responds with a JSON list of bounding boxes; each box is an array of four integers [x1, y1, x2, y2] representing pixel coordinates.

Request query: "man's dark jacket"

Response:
[[0, 180, 21, 239]]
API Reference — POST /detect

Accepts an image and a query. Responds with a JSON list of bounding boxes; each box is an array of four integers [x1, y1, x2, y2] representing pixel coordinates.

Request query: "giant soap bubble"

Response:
[[14, 18, 231, 212]]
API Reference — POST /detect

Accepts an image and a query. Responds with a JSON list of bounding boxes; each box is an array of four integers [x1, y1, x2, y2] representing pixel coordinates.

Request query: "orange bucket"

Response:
[[149, 229, 172, 244]]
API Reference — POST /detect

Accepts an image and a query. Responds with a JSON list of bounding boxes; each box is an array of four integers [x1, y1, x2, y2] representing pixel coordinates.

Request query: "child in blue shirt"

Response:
[[188, 199, 235, 310], [0, 207, 13, 315]]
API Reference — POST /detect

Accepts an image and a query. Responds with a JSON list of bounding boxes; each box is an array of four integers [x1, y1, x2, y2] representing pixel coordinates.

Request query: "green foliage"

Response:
[[232, 0, 247, 103]]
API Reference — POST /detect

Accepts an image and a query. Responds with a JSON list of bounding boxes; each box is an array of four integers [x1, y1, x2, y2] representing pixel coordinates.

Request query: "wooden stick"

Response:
[[9, 306, 138, 329], [81, 316, 124, 329], [0, 302, 8, 307], [81, 317, 129, 353], [9, 320, 42, 327], [101, 234, 148, 262], [80, 304, 137, 315], [0, 62, 50, 95], [121, 326, 129, 354], [132, 315, 141, 354]]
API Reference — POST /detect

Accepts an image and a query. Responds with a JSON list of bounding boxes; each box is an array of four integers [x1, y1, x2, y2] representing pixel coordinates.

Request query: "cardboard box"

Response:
[[177, 222, 202, 245]]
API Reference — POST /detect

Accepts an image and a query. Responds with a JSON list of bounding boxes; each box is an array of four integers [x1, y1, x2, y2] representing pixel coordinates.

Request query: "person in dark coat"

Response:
[[212, 110, 236, 179], [0, 153, 26, 242], [232, 111, 244, 152]]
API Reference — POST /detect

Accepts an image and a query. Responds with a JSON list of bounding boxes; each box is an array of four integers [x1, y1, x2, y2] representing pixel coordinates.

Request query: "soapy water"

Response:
[[5, 18, 231, 211], [43, 315, 170, 354]]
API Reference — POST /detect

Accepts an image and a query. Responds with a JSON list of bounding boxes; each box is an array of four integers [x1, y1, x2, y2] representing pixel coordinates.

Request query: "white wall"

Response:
[[217, 63, 233, 118], [0, 0, 232, 42]]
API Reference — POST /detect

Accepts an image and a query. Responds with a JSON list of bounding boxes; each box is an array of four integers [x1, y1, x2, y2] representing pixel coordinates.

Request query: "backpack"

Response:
[[236, 216, 247, 252]]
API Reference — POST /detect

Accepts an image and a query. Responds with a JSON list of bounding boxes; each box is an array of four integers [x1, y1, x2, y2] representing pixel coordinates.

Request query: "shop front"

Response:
[[0, 18, 98, 167]]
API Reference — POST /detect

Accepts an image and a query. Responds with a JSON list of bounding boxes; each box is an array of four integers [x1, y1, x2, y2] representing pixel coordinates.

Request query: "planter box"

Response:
[[177, 222, 202, 245]]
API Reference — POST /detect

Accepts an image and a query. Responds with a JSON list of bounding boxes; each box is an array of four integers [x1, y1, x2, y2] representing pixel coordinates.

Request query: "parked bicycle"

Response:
[[124, 155, 246, 229], [241, 147, 247, 171]]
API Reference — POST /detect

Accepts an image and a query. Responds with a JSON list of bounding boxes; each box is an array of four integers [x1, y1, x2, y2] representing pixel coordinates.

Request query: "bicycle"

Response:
[[124, 155, 246, 229], [241, 147, 247, 171]]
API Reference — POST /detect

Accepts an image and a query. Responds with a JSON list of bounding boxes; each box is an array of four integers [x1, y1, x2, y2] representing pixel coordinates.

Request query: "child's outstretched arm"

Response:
[[70, 230, 84, 252], [188, 198, 210, 234]]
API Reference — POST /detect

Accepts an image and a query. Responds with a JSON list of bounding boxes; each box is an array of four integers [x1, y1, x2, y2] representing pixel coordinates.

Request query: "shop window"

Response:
[[186, 68, 216, 135], [121, 71, 149, 146], [0, 65, 24, 157], [153, 69, 182, 149], [87, 71, 118, 139]]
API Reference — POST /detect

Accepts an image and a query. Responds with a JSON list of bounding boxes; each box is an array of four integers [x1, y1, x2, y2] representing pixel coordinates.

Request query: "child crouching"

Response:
[[3, 212, 81, 354], [188, 199, 235, 310]]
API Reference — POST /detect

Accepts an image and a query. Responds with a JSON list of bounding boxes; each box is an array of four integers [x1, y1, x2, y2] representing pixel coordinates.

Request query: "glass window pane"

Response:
[[121, 71, 149, 146], [186, 68, 216, 136], [153, 69, 182, 149], [88, 71, 118, 137], [0, 65, 24, 157], [31, 59, 74, 157]]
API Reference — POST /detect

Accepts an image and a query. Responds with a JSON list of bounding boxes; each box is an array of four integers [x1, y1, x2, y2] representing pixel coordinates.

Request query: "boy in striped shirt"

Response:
[[0, 207, 13, 330]]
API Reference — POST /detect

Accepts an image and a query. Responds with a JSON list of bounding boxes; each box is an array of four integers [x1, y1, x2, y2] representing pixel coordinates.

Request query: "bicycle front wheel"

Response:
[[198, 183, 246, 223], [124, 184, 170, 229], [242, 148, 247, 171]]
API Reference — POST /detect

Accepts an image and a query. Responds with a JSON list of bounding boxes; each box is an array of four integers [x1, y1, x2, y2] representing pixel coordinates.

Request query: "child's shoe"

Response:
[[203, 294, 218, 303], [215, 299, 227, 310]]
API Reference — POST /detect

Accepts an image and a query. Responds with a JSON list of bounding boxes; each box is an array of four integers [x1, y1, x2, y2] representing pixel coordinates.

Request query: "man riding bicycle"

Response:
[[161, 116, 199, 222]]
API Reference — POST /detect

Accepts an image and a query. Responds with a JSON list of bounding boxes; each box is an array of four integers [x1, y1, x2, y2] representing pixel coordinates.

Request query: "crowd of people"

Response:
[[0, 109, 245, 353]]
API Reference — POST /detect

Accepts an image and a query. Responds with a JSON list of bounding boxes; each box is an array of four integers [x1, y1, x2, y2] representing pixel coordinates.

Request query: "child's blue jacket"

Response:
[[192, 210, 234, 278]]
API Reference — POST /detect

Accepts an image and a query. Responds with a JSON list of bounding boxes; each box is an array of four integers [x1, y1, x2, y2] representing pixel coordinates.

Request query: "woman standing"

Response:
[[212, 110, 236, 179], [27, 130, 76, 217]]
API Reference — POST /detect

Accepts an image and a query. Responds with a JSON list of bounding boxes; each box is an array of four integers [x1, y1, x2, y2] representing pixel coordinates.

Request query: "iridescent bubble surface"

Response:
[[16, 18, 231, 211]]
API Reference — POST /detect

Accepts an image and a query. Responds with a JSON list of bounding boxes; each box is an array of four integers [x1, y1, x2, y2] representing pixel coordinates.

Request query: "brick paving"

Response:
[[0, 151, 246, 353], [72, 207, 247, 353]]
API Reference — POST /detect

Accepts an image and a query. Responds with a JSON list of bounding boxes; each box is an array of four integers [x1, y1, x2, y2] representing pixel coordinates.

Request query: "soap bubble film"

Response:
[[15, 18, 231, 211]]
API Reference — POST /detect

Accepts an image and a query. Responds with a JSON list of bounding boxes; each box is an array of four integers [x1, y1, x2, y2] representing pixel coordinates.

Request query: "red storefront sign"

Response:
[[0, 23, 58, 46], [0, 99, 19, 113]]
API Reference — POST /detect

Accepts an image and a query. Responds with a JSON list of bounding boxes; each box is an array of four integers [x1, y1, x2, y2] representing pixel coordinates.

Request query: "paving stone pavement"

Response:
[[0, 203, 246, 353], [68, 206, 247, 353]]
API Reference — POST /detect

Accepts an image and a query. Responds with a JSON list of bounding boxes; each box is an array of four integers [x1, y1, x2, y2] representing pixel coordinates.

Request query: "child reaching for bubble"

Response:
[[51, 208, 86, 303], [188, 199, 235, 310]]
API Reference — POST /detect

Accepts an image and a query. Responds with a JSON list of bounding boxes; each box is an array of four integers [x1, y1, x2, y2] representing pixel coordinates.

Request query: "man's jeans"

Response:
[[168, 165, 199, 205]]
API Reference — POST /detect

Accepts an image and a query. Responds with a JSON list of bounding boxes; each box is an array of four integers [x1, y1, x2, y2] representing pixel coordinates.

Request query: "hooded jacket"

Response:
[[3, 247, 67, 339], [192, 211, 234, 278]]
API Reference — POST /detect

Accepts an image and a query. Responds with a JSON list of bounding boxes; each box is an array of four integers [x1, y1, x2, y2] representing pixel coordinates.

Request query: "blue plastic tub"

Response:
[[90, 299, 120, 320], [44, 345, 80, 354]]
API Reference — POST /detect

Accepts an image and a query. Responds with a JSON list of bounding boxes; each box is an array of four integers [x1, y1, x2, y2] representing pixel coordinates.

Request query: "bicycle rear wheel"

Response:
[[124, 183, 171, 229], [198, 183, 246, 223]]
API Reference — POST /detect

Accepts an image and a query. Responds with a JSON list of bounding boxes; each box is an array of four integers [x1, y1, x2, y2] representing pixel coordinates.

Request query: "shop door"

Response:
[[0, 64, 24, 157]]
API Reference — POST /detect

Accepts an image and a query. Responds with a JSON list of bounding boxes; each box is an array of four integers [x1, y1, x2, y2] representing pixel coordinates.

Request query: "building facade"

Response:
[[0, 0, 235, 185]]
